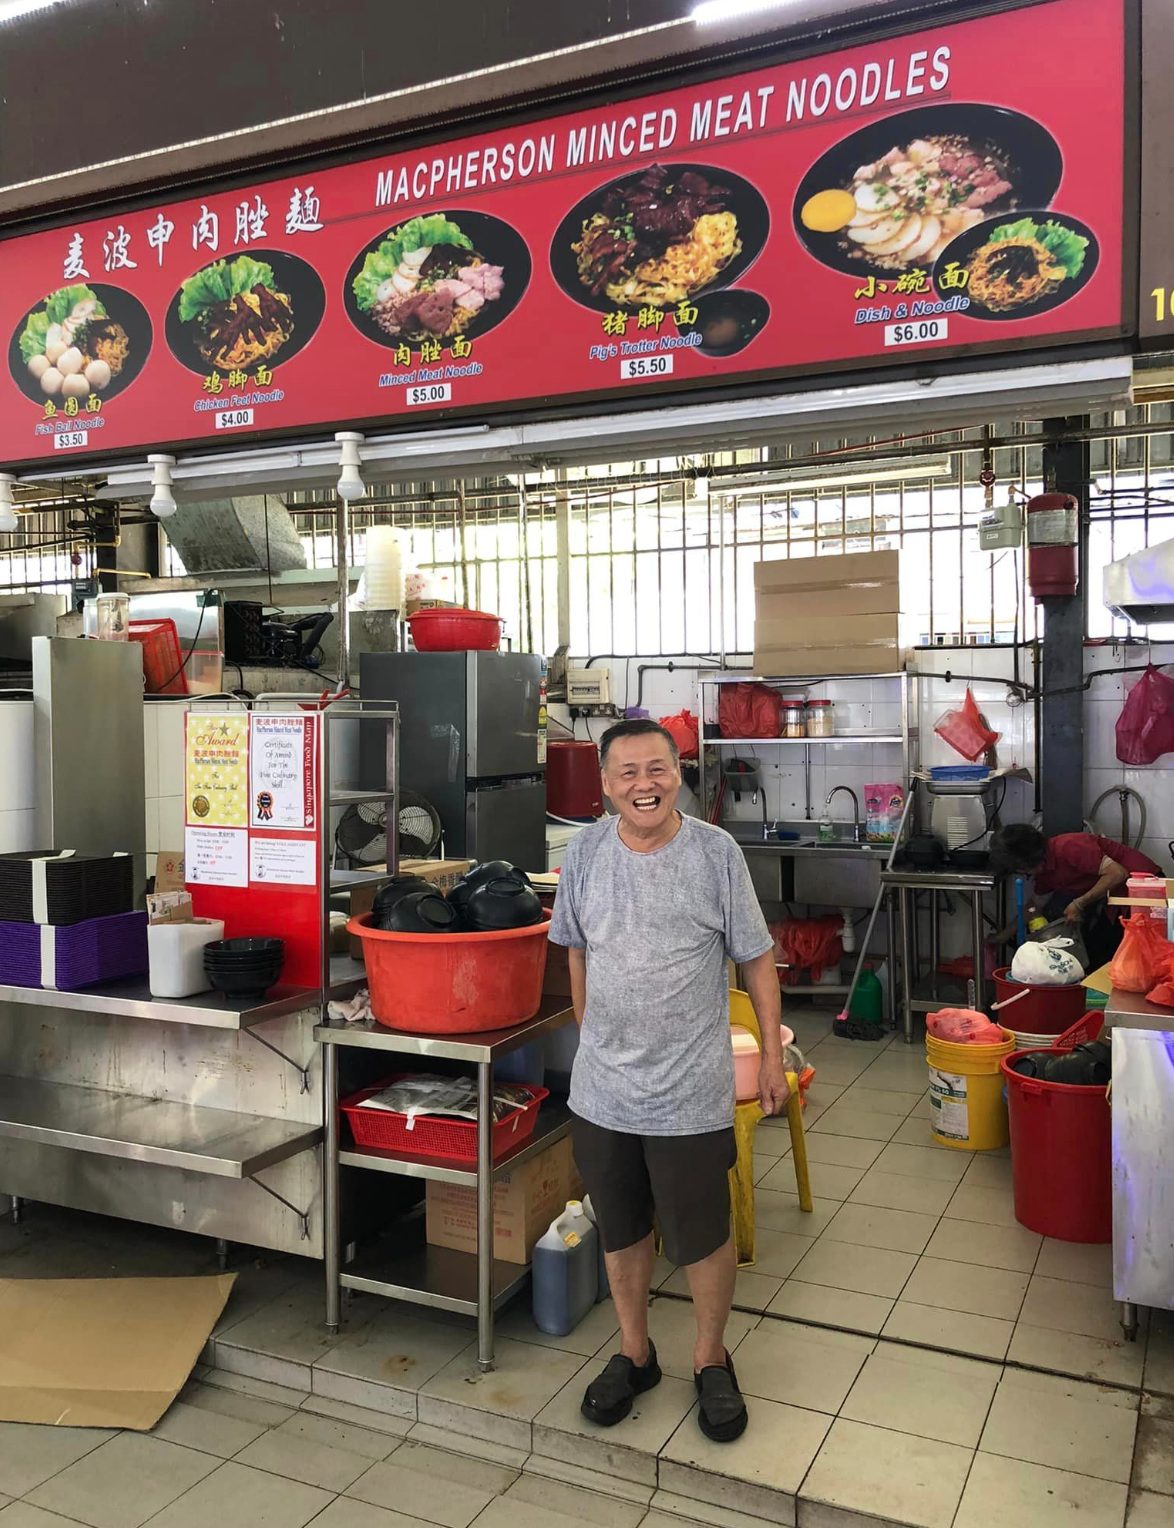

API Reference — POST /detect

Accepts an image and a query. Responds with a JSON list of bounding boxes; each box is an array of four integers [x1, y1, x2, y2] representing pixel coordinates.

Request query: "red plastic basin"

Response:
[[993, 967, 1088, 1035], [407, 607, 503, 652], [348, 913, 551, 1032]]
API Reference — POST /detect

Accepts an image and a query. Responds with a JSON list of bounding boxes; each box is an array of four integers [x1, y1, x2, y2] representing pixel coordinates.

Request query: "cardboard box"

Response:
[[754, 611, 901, 676], [349, 859, 474, 957], [425, 1134, 577, 1264], [755, 551, 899, 622], [753, 549, 899, 594]]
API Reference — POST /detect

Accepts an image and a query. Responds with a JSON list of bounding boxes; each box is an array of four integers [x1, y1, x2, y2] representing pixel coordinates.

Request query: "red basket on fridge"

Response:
[[129, 618, 188, 696], [340, 1076, 548, 1162]]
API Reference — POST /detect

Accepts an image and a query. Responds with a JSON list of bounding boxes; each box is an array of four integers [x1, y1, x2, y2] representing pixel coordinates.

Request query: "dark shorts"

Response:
[[571, 1114, 736, 1268]]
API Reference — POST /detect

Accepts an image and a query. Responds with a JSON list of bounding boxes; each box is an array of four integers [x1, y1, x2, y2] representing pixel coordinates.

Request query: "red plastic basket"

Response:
[[129, 619, 187, 696], [340, 1076, 548, 1162]]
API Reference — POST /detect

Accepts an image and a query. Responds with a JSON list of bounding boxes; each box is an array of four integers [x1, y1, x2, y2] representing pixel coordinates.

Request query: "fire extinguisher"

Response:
[[1025, 491, 1079, 599]]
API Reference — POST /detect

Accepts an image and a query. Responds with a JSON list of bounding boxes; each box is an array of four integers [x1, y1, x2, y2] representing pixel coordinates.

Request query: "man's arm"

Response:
[[568, 946, 587, 1025], [1065, 858, 1130, 923], [741, 947, 790, 1115]]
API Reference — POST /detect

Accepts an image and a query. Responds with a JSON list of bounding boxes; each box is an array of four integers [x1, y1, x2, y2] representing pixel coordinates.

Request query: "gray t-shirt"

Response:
[[549, 814, 773, 1136]]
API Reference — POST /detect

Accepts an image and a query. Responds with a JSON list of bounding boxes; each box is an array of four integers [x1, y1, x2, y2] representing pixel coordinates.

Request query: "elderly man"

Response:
[[549, 718, 787, 1443]]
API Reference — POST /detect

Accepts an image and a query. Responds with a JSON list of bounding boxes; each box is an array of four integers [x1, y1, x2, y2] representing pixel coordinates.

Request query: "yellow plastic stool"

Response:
[[729, 989, 813, 1267]]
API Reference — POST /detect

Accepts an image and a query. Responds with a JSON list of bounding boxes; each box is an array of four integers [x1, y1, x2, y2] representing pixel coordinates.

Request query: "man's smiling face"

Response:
[[601, 732, 681, 837]]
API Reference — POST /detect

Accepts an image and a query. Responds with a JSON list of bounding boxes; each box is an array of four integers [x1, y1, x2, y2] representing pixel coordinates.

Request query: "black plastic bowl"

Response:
[[465, 877, 545, 932], [371, 875, 435, 929], [204, 937, 284, 959], [383, 889, 461, 934]]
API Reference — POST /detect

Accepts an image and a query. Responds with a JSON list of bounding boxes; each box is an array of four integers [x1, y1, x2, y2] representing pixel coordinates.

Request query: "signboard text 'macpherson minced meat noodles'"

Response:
[[0, 0, 1127, 466]]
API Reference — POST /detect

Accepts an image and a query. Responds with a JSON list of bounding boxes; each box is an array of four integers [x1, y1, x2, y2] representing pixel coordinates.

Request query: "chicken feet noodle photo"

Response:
[[551, 162, 769, 312], [793, 105, 1062, 279], [164, 250, 325, 378]]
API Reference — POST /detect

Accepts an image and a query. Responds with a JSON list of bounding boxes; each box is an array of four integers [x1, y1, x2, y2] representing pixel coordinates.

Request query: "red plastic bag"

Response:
[[659, 709, 699, 760], [1116, 665, 1174, 765], [719, 683, 783, 739], [926, 1007, 1007, 1044], [933, 687, 1000, 762], [1109, 911, 1173, 993], [772, 915, 843, 983]]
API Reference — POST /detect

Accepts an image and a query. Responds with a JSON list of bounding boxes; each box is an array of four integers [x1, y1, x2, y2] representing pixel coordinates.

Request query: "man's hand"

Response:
[[1064, 899, 1085, 924], [758, 1054, 791, 1116]]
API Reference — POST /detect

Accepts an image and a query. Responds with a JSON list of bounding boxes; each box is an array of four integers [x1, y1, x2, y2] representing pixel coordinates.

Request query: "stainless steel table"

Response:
[[317, 997, 576, 1372], [1103, 988, 1174, 1337], [881, 867, 1001, 1043]]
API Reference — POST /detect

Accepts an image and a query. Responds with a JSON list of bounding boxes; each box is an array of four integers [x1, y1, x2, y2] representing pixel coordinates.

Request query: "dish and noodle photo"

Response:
[[164, 250, 325, 376], [932, 212, 1099, 320], [793, 105, 1062, 279], [343, 210, 530, 347], [550, 162, 769, 312], [8, 283, 151, 405]]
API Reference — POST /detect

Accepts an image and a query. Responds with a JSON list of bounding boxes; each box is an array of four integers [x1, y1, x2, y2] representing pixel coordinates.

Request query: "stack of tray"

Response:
[[0, 851, 134, 926]]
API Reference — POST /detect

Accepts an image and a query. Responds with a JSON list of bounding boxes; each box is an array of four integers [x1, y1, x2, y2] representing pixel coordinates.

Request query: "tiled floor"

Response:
[[1, 1010, 1171, 1528]]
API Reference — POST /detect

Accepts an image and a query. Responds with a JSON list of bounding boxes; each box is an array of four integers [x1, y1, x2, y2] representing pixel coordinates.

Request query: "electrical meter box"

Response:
[[567, 666, 612, 709]]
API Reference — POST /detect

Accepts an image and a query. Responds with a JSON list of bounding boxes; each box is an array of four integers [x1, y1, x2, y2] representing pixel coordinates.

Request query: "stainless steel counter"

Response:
[[1102, 989, 1174, 1325], [0, 976, 324, 1256]]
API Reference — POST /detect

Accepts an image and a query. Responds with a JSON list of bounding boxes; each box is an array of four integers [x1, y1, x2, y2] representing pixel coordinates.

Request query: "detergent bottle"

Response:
[[531, 1200, 598, 1335]]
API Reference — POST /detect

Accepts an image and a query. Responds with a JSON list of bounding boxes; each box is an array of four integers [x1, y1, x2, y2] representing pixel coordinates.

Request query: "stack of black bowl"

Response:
[[369, 875, 461, 934], [204, 937, 285, 996], [449, 861, 545, 932]]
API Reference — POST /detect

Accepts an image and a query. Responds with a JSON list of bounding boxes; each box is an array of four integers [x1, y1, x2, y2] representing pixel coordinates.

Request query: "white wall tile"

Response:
[[142, 704, 160, 800], [145, 798, 160, 854], [1139, 836, 1171, 873], [0, 701, 36, 814], [1085, 769, 1127, 821], [154, 701, 189, 796], [157, 795, 185, 850], [0, 808, 38, 853]]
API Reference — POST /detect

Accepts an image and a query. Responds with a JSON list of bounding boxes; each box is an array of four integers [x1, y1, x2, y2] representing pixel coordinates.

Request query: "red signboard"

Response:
[[0, 0, 1126, 467]]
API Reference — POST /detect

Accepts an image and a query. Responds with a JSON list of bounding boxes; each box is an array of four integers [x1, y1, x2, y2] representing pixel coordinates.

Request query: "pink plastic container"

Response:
[[732, 1022, 796, 1101]]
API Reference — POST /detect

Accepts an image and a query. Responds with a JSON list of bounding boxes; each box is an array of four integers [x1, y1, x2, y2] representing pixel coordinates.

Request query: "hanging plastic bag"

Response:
[[719, 682, 783, 739], [1116, 665, 1174, 765], [773, 915, 843, 983], [659, 709, 699, 760], [1109, 911, 1173, 993], [933, 687, 1000, 762]]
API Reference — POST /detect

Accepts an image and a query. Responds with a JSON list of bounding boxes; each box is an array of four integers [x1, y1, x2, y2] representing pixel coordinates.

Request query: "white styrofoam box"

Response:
[[0, 701, 36, 815], [0, 808, 37, 853], [145, 798, 160, 854], [142, 704, 160, 800], [158, 795, 185, 850]]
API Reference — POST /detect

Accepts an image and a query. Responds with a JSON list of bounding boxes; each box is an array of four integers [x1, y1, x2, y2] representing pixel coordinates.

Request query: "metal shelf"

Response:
[[341, 1232, 529, 1317], [317, 998, 576, 1062], [0, 975, 321, 1030], [0, 1075, 322, 1178], [339, 1102, 572, 1186], [709, 735, 903, 746], [329, 789, 396, 806]]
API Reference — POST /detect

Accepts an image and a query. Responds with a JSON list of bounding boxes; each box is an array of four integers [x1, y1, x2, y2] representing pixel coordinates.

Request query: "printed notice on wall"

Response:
[[249, 714, 318, 830], [185, 713, 249, 828], [185, 826, 248, 887], [249, 834, 317, 887]]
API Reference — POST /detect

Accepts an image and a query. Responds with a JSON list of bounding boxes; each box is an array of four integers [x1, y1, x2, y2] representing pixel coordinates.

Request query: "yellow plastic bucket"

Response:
[[925, 1028, 1016, 1151]]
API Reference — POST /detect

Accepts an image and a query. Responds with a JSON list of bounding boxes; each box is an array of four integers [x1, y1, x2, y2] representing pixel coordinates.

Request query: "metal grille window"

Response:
[[11, 402, 1174, 648]]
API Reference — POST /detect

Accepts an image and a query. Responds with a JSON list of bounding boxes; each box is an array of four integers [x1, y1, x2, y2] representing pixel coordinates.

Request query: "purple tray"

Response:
[[0, 910, 148, 991]]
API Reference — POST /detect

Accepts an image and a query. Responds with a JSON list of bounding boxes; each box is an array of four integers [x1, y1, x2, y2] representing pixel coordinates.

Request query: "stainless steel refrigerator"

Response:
[[360, 651, 546, 871]]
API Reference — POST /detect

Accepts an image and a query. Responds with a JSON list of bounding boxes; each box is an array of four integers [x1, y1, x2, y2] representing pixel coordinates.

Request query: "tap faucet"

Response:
[[825, 785, 864, 843]]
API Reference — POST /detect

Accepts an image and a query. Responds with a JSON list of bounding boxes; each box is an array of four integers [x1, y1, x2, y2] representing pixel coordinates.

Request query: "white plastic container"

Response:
[[148, 918, 224, 998], [364, 526, 403, 612]]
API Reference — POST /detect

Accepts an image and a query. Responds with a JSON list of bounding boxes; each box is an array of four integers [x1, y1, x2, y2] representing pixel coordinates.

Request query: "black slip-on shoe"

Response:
[[694, 1350, 748, 1442], [581, 1340, 662, 1427]]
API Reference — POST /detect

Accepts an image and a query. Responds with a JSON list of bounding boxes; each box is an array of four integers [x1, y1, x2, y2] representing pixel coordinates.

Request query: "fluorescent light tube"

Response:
[[0, 1, 66, 25], [692, 1, 796, 23]]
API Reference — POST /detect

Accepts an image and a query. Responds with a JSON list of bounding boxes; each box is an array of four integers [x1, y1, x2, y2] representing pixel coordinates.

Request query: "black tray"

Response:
[[0, 851, 135, 926]]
